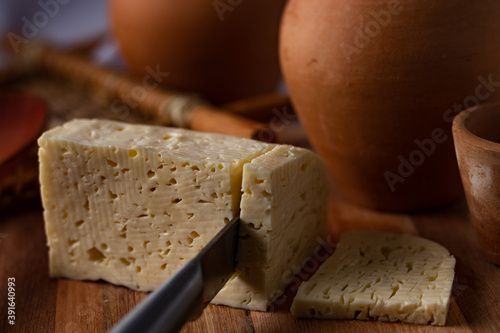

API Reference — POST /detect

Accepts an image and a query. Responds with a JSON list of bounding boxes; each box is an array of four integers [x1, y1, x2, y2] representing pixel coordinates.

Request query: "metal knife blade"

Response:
[[109, 214, 240, 333]]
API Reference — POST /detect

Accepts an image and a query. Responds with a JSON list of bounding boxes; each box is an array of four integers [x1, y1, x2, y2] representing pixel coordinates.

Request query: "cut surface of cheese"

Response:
[[212, 145, 329, 310], [38, 119, 328, 310], [291, 231, 456, 326]]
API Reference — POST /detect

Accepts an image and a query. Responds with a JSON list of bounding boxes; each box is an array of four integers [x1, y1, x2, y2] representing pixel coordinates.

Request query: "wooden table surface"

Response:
[[1, 185, 499, 333]]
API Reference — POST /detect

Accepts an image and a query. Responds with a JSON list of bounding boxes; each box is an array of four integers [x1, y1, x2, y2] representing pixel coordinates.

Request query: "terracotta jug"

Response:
[[110, 0, 286, 104], [280, 0, 500, 211]]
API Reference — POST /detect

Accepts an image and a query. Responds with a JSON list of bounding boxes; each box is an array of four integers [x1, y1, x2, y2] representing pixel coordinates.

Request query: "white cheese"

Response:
[[212, 145, 329, 310], [39, 119, 271, 291], [38, 119, 329, 311], [291, 230, 456, 326]]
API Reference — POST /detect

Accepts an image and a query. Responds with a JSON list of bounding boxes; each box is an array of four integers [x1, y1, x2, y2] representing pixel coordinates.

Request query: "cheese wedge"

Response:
[[212, 145, 328, 310], [291, 231, 456, 326], [38, 119, 328, 310]]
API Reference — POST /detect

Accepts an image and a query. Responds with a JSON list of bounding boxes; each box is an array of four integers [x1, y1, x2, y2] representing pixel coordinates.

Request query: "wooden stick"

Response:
[[190, 105, 275, 142], [16, 44, 275, 142], [223, 93, 292, 122]]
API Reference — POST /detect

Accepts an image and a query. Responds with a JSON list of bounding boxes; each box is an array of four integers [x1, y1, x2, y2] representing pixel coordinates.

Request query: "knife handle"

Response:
[[109, 259, 204, 333]]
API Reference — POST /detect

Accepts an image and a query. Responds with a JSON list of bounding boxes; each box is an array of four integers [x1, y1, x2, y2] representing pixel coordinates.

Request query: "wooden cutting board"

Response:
[[0, 182, 499, 333]]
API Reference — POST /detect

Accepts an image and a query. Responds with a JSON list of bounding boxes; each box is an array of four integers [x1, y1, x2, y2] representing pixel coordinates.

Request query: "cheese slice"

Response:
[[212, 145, 329, 310], [291, 231, 456, 326], [38, 119, 328, 310]]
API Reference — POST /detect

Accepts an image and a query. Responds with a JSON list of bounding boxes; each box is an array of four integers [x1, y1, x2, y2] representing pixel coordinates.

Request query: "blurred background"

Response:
[[0, 0, 109, 67]]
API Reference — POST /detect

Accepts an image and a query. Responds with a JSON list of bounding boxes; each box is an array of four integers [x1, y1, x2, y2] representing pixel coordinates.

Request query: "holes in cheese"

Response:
[[38, 119, 328, 311], [290, 230, 456, 326], [212, 145, 329, 311]]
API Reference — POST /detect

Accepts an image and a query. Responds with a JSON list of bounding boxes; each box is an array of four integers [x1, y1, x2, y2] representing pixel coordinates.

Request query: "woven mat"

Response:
[[10, 75, 153, 129]]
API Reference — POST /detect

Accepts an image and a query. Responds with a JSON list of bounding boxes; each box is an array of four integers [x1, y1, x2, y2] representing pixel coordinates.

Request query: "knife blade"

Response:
[[109, 214, 240, 333]]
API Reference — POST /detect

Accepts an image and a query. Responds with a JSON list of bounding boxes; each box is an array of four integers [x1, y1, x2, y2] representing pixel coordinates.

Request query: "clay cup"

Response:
[[452, 104, 500, 265]]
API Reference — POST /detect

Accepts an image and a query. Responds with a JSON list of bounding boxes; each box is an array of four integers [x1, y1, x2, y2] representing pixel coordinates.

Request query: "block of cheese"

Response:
[[38, 119, 328, 310], [39, 119, 271, 290], [291, 231, 456, 326], [212, 145, 329, 310]]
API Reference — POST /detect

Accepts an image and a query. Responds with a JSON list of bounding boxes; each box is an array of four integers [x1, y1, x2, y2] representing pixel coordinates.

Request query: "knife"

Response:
[[109, 214, 240, 333]]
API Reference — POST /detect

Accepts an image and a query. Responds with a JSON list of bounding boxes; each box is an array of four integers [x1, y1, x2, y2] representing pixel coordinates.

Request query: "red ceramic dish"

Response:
[[0, 91, 47, 165]]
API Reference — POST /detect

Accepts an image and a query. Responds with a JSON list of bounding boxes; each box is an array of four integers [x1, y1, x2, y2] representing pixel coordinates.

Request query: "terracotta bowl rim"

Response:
[[452, 103, 500, 153]]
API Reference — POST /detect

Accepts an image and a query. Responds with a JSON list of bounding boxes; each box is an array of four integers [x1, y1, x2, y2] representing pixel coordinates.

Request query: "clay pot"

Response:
[[280, 0, 500, 211], [110, 0, 286, 104], [453, 104, 500, 265]]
